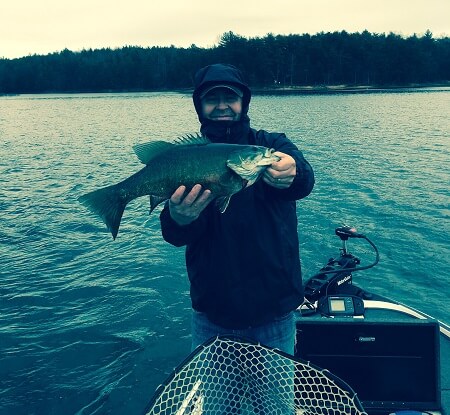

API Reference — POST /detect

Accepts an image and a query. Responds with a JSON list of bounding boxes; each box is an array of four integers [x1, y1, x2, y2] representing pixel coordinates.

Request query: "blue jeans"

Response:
[[191, 311, 296, 414], [191, 310, 296, 353]]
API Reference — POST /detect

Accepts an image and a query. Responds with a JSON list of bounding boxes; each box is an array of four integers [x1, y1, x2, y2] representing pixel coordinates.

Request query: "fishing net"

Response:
[[145, 336, 366, 415]]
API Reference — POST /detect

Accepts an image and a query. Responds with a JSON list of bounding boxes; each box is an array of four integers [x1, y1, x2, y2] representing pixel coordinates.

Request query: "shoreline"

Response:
[[251, 82, 450, 95], [1, 83, 449, 97]]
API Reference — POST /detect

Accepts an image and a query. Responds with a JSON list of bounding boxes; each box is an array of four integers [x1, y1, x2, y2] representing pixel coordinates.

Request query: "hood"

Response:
[[192, 63, 252, 124]]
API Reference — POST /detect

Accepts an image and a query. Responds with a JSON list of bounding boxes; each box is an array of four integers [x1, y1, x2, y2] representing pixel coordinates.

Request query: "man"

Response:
[[160, 63, 314, 354]]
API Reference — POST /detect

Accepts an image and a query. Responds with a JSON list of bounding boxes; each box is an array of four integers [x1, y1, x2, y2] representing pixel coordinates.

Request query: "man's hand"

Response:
[[263, 152, 296, 189], [169, 184, 214, 226]]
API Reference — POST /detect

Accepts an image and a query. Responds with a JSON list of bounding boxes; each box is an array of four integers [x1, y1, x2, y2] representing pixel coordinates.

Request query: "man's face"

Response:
[[201, 87, 242, 121]]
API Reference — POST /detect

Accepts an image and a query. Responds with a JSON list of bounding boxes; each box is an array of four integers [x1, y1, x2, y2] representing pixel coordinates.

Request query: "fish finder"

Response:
[[317, 295, 365, 316]]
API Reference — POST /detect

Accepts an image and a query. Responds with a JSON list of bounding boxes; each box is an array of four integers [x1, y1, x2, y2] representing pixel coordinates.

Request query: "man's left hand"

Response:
[[263, 152, 296, 189]]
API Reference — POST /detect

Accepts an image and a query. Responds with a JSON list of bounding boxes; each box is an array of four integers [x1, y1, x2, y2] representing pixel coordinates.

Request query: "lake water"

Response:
[[1, 89, 449, 415]]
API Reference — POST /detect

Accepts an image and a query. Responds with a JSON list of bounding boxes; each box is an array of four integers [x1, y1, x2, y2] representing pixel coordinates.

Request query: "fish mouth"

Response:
[[256, 148, 280, 166], [226, 146, 280, 185]]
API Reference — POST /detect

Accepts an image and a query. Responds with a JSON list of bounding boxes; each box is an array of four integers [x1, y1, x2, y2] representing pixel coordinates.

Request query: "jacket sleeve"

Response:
[[258, 131, 315, 201], [159, 201, 209, 247]]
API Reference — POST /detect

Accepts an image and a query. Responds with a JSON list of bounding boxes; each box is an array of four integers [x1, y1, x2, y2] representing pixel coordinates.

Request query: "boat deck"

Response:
[[295, 295, 449, 415]]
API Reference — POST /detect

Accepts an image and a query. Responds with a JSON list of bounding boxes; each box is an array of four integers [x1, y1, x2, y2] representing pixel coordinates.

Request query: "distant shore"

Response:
[[175, 82, 450, 96], [251, 82, 450, 95], [1, 82, 449, 97]]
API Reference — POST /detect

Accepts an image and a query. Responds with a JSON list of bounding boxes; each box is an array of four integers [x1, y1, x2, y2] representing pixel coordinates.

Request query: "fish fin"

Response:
[[79, 185, 128, 240], [215, 195, 232, 213], [174, 133, 210, 146], [149, 195, 167, 213], [133, 141, 175, 164], [226, 160, 267, 185], [227, 167, 261, 186], [133, 134, 210, 165]]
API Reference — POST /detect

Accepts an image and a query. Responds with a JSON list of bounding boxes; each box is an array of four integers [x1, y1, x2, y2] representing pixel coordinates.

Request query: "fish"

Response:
[[79, 134, 280, 239]]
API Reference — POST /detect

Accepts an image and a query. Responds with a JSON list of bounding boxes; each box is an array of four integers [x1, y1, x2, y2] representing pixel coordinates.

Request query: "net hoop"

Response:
[[145, 336, 367, 415]]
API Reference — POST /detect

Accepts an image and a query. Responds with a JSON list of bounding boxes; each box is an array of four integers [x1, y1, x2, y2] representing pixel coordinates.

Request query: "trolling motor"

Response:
[[303, 226, 379, 316]]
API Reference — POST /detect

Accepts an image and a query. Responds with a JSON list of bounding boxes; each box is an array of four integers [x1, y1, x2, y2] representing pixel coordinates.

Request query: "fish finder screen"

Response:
[[329, 298, 346, 312]]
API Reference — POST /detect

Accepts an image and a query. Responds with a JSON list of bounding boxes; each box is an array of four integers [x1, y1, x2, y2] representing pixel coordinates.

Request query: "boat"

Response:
[[144, 226, 449, 415]]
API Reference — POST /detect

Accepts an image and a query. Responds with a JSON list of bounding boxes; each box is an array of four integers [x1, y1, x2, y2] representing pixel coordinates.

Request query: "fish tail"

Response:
[[79, 185, 128, 240]]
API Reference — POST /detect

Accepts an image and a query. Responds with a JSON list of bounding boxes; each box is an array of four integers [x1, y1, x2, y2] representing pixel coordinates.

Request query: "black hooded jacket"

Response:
[[160, 64, 315, 329]]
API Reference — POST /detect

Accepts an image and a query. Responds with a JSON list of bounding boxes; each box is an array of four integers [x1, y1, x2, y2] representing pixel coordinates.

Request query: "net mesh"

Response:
[[145, 336, 367, 415]]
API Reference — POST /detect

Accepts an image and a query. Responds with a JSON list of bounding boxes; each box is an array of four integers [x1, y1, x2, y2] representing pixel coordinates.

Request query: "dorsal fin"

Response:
[[133, 141, 174, 164], [133, 134, 210, 165], [174, 133, 210, 146]]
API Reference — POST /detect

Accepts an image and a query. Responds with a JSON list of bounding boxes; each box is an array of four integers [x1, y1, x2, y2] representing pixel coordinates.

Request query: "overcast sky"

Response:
[[2, 0, 449, 59]]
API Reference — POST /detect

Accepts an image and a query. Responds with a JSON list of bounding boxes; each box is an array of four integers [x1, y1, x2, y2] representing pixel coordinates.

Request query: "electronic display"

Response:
[[317, 295, 364, 316], [329, 298, 346, 312]]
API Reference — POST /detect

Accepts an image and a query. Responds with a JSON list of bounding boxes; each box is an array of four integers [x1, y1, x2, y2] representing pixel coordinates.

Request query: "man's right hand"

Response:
[[169, 184, 214, 226]]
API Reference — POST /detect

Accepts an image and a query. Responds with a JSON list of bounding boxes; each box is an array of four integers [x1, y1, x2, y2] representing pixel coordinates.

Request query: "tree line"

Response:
[[0, 30, 449, 94]]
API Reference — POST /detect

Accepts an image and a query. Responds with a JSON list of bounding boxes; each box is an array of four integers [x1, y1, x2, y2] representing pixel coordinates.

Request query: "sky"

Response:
[[2, 0, 449, 59]]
